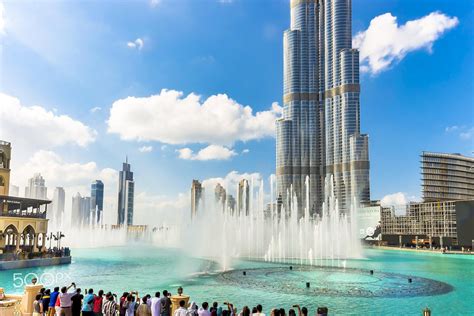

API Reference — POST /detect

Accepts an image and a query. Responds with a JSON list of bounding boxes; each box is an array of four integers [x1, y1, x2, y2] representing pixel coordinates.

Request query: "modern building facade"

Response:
[[276, 0, 370, 216], [9, 185, 19, 197], [421, 152, 474, 202], [214, 183, 226, 212], [191, 179, 203, 218], [51, 187, 65, 225], [71, 192, 91, 226], [91, 180, 104, 223], [237, 179, 249, 216], [25, 173, 48, 200], [380, 200, 474, 248], [117, 158, 134, 226], [226, 194, 236, 214]]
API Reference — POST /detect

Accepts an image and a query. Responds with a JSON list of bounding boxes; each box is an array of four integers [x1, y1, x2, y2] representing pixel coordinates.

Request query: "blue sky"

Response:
[[0, 0, 473, 222]]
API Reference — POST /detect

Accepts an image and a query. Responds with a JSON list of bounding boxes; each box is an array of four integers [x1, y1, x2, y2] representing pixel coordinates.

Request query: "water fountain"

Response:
[[53, 174, 361, 269], [171, 174, 362, 269]]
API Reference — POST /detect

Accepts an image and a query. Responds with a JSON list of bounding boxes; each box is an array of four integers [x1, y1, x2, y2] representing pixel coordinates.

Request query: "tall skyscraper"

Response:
[[214, 183, 226, 212], [91, 180, 104, 223], [25, 173, 48, 199], [421, 152, 474, 202], [51, 187, 65, 225], [191, 179, 203, 218], [226, 194, 236, 214], [117, 158, 134, 226], [276, 0, 370, 215], [71, 192, 91, 226], [9, 185, 19, 197], [237, 179, 249, 216]]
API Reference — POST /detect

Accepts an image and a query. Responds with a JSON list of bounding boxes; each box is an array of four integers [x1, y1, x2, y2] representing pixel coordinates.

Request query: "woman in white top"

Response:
[[33, 294, 43, 316]]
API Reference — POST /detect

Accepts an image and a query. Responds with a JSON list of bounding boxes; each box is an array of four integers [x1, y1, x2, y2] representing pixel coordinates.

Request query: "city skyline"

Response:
[[0, 0, 472, 225]]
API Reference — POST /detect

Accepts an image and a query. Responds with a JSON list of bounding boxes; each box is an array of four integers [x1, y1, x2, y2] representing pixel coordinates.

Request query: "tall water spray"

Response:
[[53, 174, 361, 270], [177, 175, 362, 269]]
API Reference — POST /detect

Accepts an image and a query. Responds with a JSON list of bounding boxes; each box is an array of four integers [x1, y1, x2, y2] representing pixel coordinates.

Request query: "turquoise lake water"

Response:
[[0, 246, 472, 315]]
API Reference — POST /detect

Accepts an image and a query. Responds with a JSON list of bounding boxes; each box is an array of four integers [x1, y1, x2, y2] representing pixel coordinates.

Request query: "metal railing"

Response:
[[0, 211, 47, 219]]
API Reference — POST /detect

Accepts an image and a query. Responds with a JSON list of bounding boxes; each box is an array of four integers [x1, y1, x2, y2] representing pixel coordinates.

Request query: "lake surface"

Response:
[[0, 246, 472, 315]]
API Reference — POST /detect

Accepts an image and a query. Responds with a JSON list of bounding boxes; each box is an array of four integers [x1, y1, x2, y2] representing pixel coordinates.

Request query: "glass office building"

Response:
[[276, 0, 370, 215], [91, 180, 104, 223], [117, 158, 134, 225], [421, 152, 474, 202]]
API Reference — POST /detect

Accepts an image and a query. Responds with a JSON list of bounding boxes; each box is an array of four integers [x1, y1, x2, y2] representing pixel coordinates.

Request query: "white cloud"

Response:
[[177, 145, 236, 161], [445, 125, 474, 141], [90, 106, 102, 113], [13, 150, 117, 190], [0, 92, 97, 150], [0, 2, 6, 35], [242, 149, 250, 154], [127, 38, 144, 50], [353, 12, 458, 74], [202, 170, 261, 196], [11, 150, 118, 226], [380, 192, 408, 207], [460, 127, 474, 141], [107, 89, 281, 145], [149, 0, 161, 7], [139, 145, 153, 153], [445, 125, 459, 132]]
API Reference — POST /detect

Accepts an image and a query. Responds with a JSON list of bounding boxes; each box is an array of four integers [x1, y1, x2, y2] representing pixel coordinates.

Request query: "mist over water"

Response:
[[54, 175, 361, 270]]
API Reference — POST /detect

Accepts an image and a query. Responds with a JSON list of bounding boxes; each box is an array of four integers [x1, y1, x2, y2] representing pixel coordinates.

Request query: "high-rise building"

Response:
[[51, 187, 65, 225], [117, 158, 134, 226], [421, 152, 474, 202], [276, 0, 370, 216], [215, 183, 226, 212], [9, 184, 19, 197], [91, 180, 104, 223], [380, 200, 474, 248], [71, 192, 91, 226], [25, 173, 48, 199], [237, 179, 249, 216], [226, 194, 236, 214], [191, 180, 203, 218]]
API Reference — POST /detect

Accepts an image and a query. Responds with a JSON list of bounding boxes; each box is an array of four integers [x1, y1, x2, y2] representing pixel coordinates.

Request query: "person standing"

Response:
[[252, 305, 265, 316], [82, 289, 95, 316], [160, 291, 171, 316], [42, 289, 51, 315], [102, 293, 117, 316], [188, 302, 198, 316], [58, 284, 76, 316], [125, 293, 138, 316], [198, 302, 211, 316], [150, 292, 161, 316], [48, 287, 60, 316], [119, 292, 129, 316], [33, 294, 43, 316], [93, 290, 104, 316], [70, 288, 83, 316], [173, 300, 187, 316], [137, 297, 152, 316]]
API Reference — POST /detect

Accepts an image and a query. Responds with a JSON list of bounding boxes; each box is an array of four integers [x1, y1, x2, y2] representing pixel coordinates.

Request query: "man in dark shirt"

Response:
[[71, 288, 84, 316], [161, 290, 171, 316], [42, 289, 51, 311]]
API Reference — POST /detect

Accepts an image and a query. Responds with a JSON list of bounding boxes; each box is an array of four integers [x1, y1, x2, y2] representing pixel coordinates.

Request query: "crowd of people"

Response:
[[31, 284, 327, 316]]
